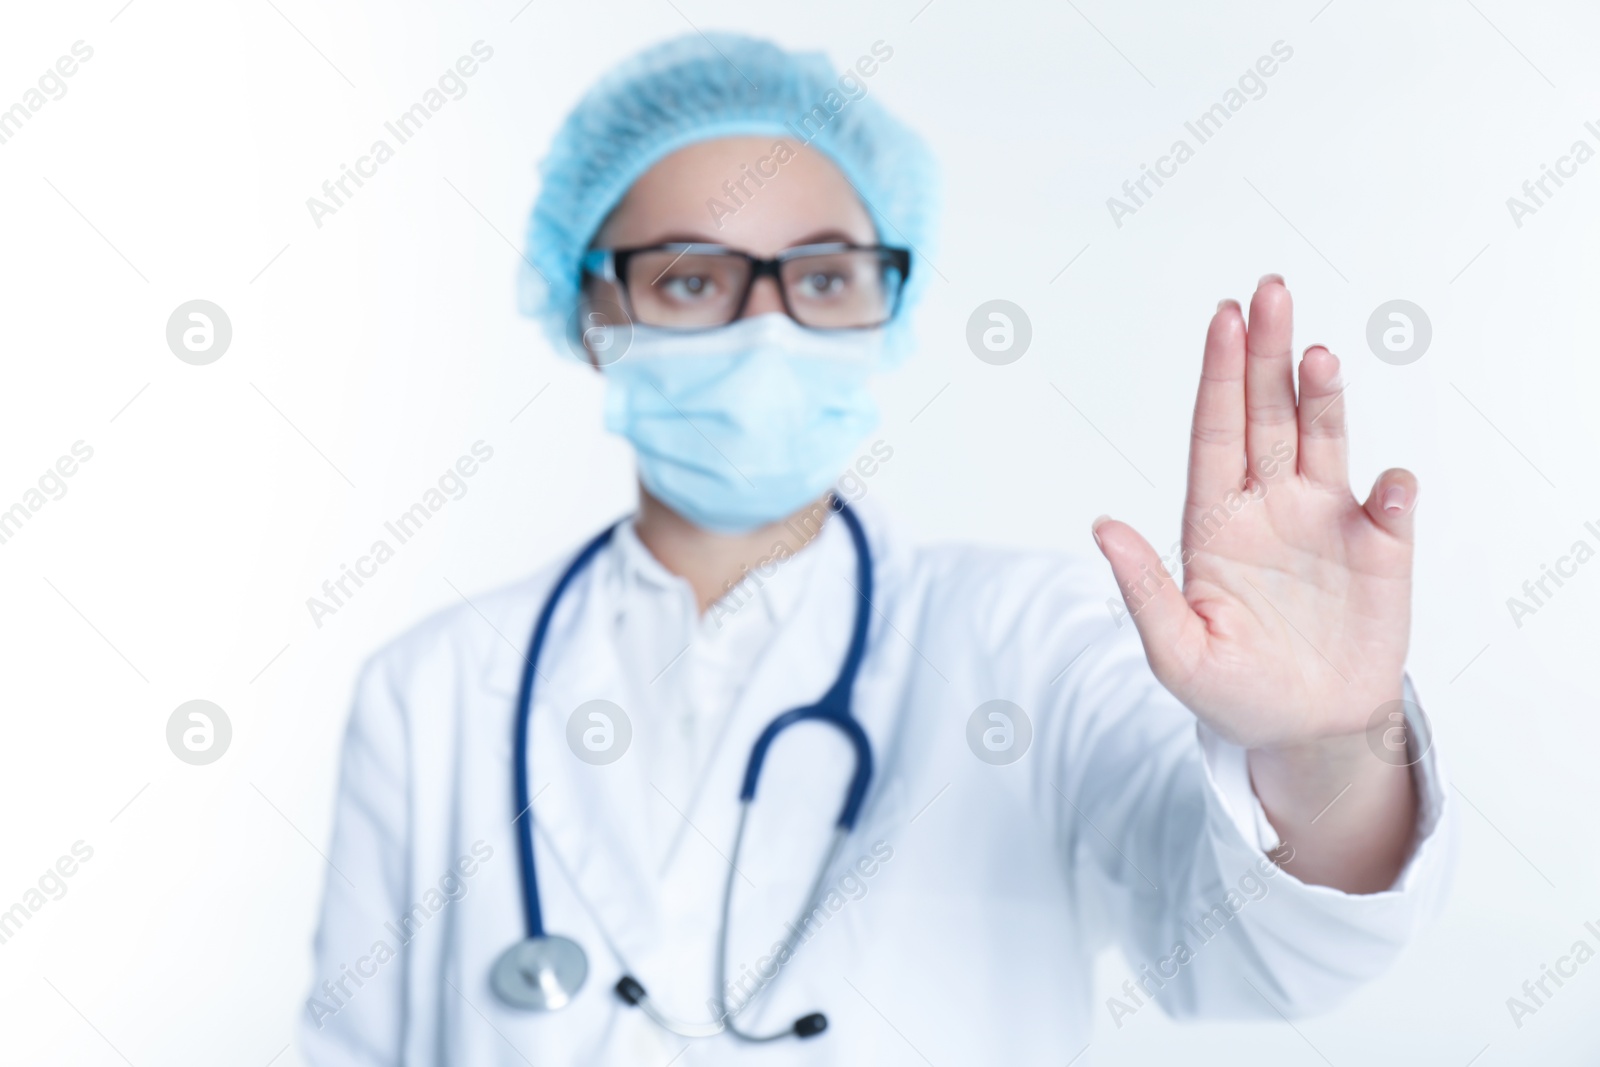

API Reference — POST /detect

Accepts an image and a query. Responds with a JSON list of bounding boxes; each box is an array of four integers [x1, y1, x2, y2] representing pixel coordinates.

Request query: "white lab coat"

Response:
[[300, 500, 1453, 1065]]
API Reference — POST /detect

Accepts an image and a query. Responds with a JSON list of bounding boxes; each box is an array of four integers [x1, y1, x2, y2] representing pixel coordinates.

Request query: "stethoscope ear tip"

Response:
[[793, 1013, 828, 1039]]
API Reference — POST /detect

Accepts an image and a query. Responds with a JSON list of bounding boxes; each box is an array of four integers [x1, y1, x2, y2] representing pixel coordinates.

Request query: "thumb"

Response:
[[1362, 468, 1418, 543], [1092, 516, 1201, 679]]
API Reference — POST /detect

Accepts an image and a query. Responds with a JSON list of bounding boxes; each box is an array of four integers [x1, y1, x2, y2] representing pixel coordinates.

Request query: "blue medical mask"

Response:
[[602, 314, 882, 533]]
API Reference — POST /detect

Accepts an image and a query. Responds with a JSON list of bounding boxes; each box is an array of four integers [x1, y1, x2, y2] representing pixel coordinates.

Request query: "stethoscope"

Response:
[[490, 498, 875, 1043]]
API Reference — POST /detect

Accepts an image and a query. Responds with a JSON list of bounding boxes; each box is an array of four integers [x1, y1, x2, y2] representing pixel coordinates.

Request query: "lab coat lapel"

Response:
[[477, 551, 662, 972]]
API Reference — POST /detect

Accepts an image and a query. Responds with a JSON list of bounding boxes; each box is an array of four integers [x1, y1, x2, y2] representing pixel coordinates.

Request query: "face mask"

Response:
[[601, 314, 882, 533]]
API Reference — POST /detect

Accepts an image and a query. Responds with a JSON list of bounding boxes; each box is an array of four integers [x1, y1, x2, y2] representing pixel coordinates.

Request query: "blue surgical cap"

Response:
[[519, 32, 939, 365]]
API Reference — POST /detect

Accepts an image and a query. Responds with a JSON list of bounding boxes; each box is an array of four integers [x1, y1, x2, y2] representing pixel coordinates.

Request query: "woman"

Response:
[[302, 33, 1451, 1065]]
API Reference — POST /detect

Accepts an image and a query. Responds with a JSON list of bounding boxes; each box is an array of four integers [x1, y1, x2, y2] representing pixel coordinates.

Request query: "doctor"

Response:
[[302, 33, 1452, 1065]]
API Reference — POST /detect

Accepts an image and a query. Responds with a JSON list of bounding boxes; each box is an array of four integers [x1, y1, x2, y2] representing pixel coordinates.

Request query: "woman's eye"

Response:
[[661, 274, 715, 300], [797, 271, 849, 297]]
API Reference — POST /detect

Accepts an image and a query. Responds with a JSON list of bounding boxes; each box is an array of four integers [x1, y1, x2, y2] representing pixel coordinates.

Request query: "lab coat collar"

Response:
[[608, 511, 834, 632], [474, 496, 901, 702]]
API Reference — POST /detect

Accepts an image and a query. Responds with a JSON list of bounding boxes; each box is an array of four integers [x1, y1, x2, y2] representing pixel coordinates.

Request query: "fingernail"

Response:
[[1258, 273, 1285, 288], [1382, 486, 1409, 513], [1217, 298, 1240, 314], [1092, 514, 1111, 547], [1302, 345, 1340, 384]]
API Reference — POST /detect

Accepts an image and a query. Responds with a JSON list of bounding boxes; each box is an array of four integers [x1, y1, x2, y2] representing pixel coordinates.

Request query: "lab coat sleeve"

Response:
[[1196, 721, 1285, 853], [1037, 589, 1455, 1021], [298, 651, 412, 1066], [1196, 676, 1437, 856]]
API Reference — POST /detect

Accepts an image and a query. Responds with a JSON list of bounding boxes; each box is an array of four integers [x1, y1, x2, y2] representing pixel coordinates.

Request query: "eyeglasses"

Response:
[[579, 242, 912, 331]]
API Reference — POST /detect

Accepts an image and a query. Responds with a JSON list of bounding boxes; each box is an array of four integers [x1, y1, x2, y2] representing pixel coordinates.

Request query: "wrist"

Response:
[[1249, 679, 1407, 774], [1250, 728, 1373, 785]]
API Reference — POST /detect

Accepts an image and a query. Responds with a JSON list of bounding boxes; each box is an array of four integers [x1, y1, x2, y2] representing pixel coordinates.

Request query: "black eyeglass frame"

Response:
[[578, 241, 913, 332]]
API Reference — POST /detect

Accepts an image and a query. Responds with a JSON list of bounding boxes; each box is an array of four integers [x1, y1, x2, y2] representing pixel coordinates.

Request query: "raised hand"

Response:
[[1092, 276, 1418, 891]]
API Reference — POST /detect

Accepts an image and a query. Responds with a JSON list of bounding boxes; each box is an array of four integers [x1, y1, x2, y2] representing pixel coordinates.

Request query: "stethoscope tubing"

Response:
[[714, 808, 850, 1040], [507, 497, 875, 1036], [511, 521, 618, 938]]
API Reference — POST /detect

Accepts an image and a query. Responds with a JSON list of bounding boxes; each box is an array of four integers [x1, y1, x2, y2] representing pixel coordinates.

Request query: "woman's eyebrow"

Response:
[[655, 233, 725, 246], [632, 229, 866, 252], [787, 229, 861, 247]]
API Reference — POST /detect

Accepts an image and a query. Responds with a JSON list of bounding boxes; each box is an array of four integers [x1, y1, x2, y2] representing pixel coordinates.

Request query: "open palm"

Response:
[[1094, 277, 1414, 751]]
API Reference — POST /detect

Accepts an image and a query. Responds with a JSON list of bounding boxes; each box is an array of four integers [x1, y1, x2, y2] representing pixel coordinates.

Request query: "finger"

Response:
[[1245, 275, 1298, 481], [1361, 468, 1418, 543], [1295, 345, 1348, 490], [1185, 299, 1248, 510], [1092, 516, 1205, 681]]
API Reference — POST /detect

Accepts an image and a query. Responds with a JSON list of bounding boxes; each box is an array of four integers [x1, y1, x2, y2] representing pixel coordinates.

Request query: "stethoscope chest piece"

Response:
[[491, 935, 589, 1011]]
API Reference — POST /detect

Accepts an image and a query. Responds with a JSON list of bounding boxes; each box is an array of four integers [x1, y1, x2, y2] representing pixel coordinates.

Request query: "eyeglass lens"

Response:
[[621, 248, 902, 329]]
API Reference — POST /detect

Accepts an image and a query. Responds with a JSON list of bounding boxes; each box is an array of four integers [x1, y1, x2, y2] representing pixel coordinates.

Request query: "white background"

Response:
[[2, 0, 1598, 1063]]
